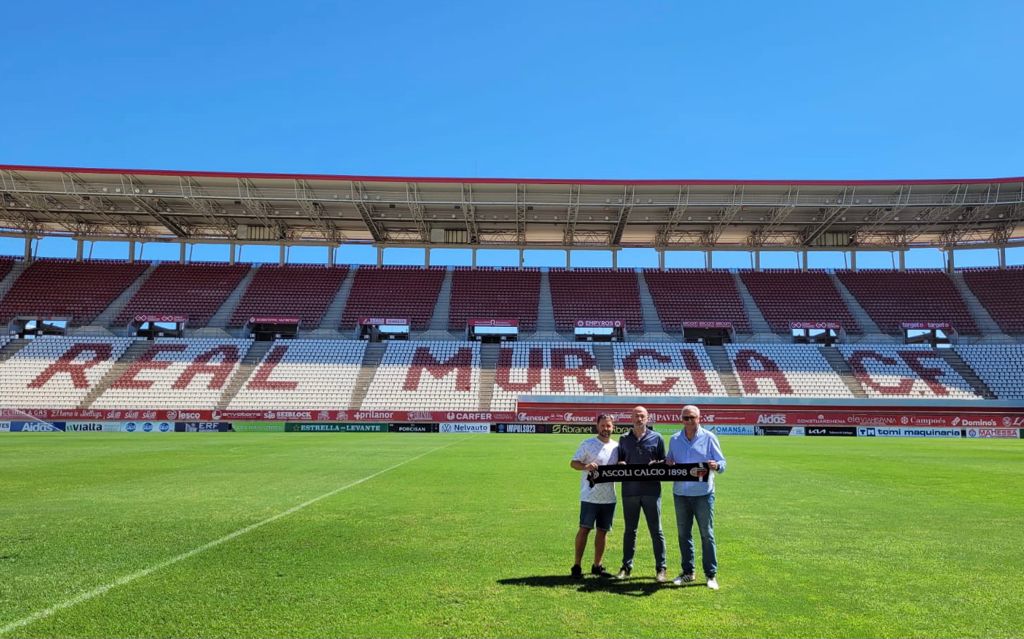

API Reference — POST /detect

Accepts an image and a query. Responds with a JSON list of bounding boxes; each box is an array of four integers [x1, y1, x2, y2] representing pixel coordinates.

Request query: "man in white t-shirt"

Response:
[[569, 414, 619, 579]]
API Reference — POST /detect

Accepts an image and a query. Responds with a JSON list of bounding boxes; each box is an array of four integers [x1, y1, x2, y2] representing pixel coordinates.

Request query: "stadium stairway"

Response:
[[0, 338, 29, 364], [530, 269, 559, 339], [92, 262, 159, 330], [478, 343, 499, 410], [592, 344, 619, 395], [704, 346, 743, 397], [80, 340, 153, 408], [636, 271, 672, 341], [216, 341, 275, 410], [828, 273, 890, 341], [819, 347, 868, 398], [349, 341, 387, 409], [207, 265, 259, 329], [936, 349, 997, 399], [730, 272, 778, 341], [0, 259, 28, 301], [949, 272, 1014, 343], [315, 265, 358, 333], [422, 267, 454, 338]]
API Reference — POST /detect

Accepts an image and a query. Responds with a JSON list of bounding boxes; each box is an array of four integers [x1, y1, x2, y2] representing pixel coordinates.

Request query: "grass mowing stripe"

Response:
[[0, 438, 463, 638]]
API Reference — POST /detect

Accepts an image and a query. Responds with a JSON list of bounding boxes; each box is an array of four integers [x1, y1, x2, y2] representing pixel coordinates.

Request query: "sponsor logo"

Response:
[[354, 411, 394, 421], [445, 412, 491, 421], [389, 424, 433, 433], [317, 411, 331, 421], [958, 417, 997, 427], [789, 426, 805, 436], [806, 426, 857, 437], [438, 423, 490, 434], [178, 422, 229, 432], [167, 411, 178, 421], [66, 422, 105, 432], [505, 424, 536, 433], [0, 422, 10, 432], [408, 411, 433, 421], [125, 422, 137, 432], [967, 428, 1018, 439], [143, 422, 154, 432], [755, 426, 792, 436], [756, 414, 787, 425], [715, 425, 755, 436], [561, 412, 594, 424]]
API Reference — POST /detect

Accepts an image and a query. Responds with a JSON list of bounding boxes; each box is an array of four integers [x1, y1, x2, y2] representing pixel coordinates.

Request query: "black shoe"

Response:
[[591, 564, 613, 578], [570, 564, 583, 579]]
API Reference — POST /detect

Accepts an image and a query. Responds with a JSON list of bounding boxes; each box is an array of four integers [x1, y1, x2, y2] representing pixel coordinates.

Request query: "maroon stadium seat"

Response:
[[740, 269, 860, 334], [961, 267, 1024, 334], [548, 268, 644, 333], [229, 264, 348, 328], [836, 270, 978, 335], [340, 266, 445, 330], [643, 269, 750, 333], [448, 267, 540, 331], [115, 263, 250, 328]]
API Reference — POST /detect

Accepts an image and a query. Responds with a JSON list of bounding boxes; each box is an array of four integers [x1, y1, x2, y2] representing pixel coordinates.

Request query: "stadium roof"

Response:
[[2, 164, 1023, 251]]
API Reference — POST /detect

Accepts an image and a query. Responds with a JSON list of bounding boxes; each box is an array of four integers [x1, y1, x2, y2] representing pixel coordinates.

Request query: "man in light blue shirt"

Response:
[[665, 404, 726, 590]]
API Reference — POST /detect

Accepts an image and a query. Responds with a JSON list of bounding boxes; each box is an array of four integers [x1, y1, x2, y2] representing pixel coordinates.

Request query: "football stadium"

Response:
[[1, 165, 1023, 637]]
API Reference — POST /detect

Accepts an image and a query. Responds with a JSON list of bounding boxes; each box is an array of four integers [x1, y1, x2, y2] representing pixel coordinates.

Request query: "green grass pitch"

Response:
[[1, 433, 1022, 638]]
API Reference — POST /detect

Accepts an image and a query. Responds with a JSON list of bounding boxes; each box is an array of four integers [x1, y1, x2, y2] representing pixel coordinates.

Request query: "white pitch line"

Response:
[[0, 439, 461, 636]]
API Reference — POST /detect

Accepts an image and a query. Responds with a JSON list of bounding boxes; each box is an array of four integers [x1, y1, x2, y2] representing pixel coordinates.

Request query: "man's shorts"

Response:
[[579, 501, 616, 531]]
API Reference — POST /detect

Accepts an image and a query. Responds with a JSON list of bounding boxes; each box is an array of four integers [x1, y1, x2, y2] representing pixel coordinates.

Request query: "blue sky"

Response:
[[1, 1, 1022, 268]]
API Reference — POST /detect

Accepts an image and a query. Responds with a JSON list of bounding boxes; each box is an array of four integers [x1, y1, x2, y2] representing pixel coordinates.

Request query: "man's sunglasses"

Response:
[[682, 415, 698, 421]]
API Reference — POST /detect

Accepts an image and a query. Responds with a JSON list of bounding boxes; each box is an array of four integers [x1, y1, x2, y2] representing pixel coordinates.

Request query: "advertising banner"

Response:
[[493, 423, 552, 434], [806, 426, 858, 437], [756, 426, 795, 436], [682, 321, 734, 329], [549, 424, 631, 435], [711, 425, 756, 436], [389, 424, 436, 433], [65, 422, 120, 433], [7, 421, 65, 432], [964, 428, 1019, 439], [438, 423, 491, 434], [134, 314, 188, 323], [248, 316, 301, 325], [574, 319, 623, 328], [121, 421, 174, 433], [790, 321, 842, 330], [230, 421, 286, 433], [176, 422, 233, 433], [467, 318, 518, 327], [856, 426, 961, 438], [284, 423, 389, 433]]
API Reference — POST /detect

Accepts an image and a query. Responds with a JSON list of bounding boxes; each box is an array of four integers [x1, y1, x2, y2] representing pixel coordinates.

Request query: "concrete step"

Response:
[[829, 272, 885, 337], [428, 267, 454, 331], [635, 270, 667, 335], [704, 346, 743, 397], [0, 259, 28, 300], [95, 262, 158, 327], [217, 340, 275, 410], [81, 340, 152, 408], [350, 341, 388, 410], [207, 265, 259, 328], [819, 346, 868, 398], [949, 272, 1007, 338], [0, 338, 29, 364], [592, 343, 618, 395], [535, 269, 556, 333], [319, 265, 359, 330], [730, 272, 773, 334], [938, 349, 997, 399], [478, 342, 500, 410]]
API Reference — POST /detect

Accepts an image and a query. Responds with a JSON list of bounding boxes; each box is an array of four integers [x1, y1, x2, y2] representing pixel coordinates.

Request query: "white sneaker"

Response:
[[672, 573, 695, 586], [655, 568, 667, 583], [706, 576, 719, 590]]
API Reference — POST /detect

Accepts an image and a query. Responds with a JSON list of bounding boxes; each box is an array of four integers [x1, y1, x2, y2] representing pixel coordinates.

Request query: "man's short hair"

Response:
[[595, 413, 613, 425]]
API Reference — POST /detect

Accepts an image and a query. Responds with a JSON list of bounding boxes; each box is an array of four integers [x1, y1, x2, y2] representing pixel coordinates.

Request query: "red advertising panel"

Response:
[[359, 317, 409, 326], [900, 321, 952, 330], [575, 320, 623, 328], [248, 316, 301, 325], [468, 318, 519, 327], [789, 321, 841, 330]]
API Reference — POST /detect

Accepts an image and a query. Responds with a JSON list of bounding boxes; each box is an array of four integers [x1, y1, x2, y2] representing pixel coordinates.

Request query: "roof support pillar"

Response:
[[999, 245, 1006, 269], [128, 240, 136, 264], [471, 247, 477, 269], [24, 235, 32, 262], [945, 247, 955, 274], [229, 242, 236, 265], [377, 245, 383, 266], [327, 245, 335, 267], [611, 249, 618, 270], [898, 249, 906, 272], [518, 248, 524, 271], [279, 244, 286, 266], [75, 239, 84, 263], [179, 242, 187, 264], [425, 246, 431, 267], [704, 250, 711, 271], [850, 250, 857, 272], [565, 250, 570, 270], [801, 249, 808, 272], [753, 249, 761, 271], [658, 249, 665, 272]]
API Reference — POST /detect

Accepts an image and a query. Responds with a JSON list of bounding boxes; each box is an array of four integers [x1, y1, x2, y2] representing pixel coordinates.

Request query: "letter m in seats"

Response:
[[404, 347, 474, 391]]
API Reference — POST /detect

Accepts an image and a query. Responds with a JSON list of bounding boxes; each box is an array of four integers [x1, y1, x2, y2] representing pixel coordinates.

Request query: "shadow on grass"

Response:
[[497, 575, 705, 597]]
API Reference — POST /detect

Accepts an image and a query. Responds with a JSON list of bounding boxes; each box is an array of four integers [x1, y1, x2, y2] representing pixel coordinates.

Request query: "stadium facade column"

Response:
[[75, 239, 84, 263], [898, 249, 906, 271], [229, 243, 236, 265], [850, 249, 857, 271], [612, 249, 618, 269], [999, 245, 1006, 269], [518, 248, 524, 270], [128, 240, 136, 263], [753, 249, 760, 271], [801, 250, 808, 272], [945, 247, 955, 273], [471, 247, 477, 268], [279, 244, 286, 266], [565, 250, 570, 269], [704, 250, 711, 270], [657, 249, 665, 271], [179, 242, 187, 264], [376, 246, 383, 266], [327, 245, 335, 266], [425, 246, 431, 266], [24, 235, 32, 261]]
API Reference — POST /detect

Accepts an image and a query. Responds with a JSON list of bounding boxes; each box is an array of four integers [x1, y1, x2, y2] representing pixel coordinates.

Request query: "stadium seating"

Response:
[[448, 267, 540, 331], [740, 270, 860, 334], [961, 267, 1024, 334], [340, 266, 445, 330], [643, 269, 751, 333], [725, 344, 854, 397], [228, 339, 366, 409], [836, 271, 978, 335], [491, 342, 605, 410], [613, 343, 728, 396], [838, 344, 981, 399], [954, 345, 1024, 400], [0, 259, 148, 326], [229, 265, 348, 328], [548, 269, 644, 333], [115, 263, 250, 328], [92, 338, 253, 409], [0, 256, 15, 282], [360, 341, 480, 410], [0, 336, 134, 408]]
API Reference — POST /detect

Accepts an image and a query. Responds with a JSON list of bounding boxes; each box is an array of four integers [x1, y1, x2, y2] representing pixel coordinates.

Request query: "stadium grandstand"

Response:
[[1, 165, 1024, 429]]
